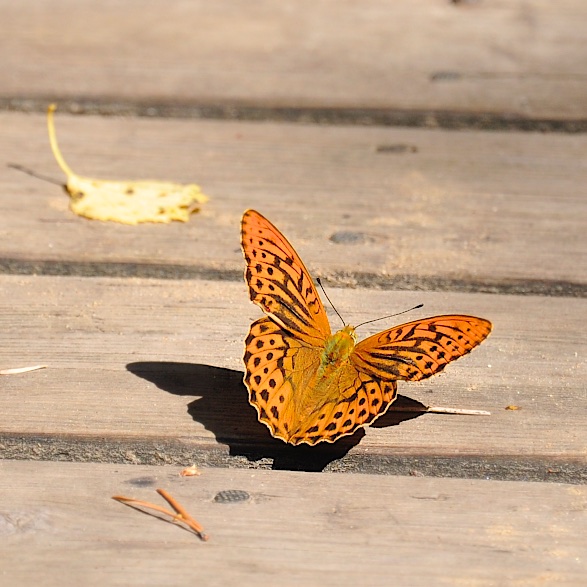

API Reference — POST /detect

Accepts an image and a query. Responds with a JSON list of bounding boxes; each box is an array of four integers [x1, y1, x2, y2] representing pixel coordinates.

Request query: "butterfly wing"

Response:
[[241, 209, 331, 346], [244, 317, 398, 445], [241, 210, 492, 445], [352, 315, 492, 381]]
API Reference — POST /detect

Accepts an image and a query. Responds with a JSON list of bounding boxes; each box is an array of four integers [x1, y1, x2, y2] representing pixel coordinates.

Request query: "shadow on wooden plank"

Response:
[[127, 362, 424, 472]]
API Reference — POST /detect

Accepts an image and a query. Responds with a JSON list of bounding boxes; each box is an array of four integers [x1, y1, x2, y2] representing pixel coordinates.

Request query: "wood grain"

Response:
[[1, 1, 587, 121], [2, 4, 585, 580], [0, 460, 585, 586], [1, 112, 586, 290], [1, 275, 585, 477]]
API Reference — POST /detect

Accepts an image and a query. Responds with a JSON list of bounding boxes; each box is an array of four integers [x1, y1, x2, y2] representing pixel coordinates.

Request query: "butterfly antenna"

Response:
[[355, 304, 424, 329], [316, 278, 346, 327]]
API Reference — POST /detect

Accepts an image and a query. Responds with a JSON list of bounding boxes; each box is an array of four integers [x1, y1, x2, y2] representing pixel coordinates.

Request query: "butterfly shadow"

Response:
[[126, 361, 427, 473]]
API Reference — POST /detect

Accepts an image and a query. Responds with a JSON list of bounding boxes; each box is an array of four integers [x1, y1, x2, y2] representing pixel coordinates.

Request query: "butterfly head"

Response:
[[340, 323, 358, 342]]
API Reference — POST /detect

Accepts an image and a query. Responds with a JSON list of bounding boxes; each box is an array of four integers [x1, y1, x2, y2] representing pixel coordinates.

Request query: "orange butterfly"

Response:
[[241, 210, 491, 446]]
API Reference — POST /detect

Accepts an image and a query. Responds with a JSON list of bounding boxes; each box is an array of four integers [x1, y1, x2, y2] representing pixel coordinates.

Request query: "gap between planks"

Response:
[[4, 97, 587, 133], [0, 258, 585, 298]]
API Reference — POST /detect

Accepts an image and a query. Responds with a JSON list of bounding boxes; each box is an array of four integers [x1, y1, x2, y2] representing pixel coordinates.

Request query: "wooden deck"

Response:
[[1, 1, 586, 585]]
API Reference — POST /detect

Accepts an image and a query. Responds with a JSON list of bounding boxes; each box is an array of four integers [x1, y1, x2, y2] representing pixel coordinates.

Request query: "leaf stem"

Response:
[[47, 103, 76, 178]]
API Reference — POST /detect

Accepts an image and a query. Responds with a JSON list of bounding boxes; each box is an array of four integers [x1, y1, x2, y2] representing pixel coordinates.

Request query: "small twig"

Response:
[[113, 488, 208, 541], [157, 489, 208, 538], [113, 495, 178, 518], [388, 405, 491, 416], [0, 365, 47, 375]]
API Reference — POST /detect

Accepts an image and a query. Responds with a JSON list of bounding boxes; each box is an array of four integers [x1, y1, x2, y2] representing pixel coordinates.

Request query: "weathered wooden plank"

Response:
[[0, 461, 585, 587], [1, 1, 587, 122], [1, 112, 586, 290], [1, 275, 585, 477]]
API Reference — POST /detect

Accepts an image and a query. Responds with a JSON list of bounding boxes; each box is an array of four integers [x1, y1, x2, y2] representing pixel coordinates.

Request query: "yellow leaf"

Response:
[[47, 104, 208, 224]]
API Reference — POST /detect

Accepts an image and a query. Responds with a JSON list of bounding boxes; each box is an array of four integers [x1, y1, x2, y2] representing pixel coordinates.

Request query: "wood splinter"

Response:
[[389, 405, 491, 416], [112, 488, 209, 541], [0, 365, 47, 375]]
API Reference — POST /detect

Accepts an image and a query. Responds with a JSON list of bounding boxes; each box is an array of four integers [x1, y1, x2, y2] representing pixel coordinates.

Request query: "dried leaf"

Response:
[[47, 104, 208, 224], [180, 465, 201, 477]]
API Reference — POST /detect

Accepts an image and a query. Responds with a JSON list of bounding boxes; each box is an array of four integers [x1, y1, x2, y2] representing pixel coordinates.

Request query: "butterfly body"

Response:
[[321, 325, 356, 370], [241, 209, 492, 446]]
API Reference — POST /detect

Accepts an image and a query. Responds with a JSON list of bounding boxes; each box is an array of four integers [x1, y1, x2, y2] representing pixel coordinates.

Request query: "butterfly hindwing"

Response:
[[291, 370, 398, 445], [241, 209, 331, 346], [352, 315, 492, 382], [243, 316, 398, 445], [243, 317, 299, 442]]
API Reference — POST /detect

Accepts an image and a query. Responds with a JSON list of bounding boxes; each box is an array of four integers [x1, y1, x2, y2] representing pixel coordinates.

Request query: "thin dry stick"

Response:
[[388, 405, 490, 416], [113, 488, 209, 541]]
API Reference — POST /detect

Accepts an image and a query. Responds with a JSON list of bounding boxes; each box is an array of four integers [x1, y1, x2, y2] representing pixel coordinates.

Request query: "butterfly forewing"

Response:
[[352, 315, 492, 382], [241, 210, 330, 346]]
